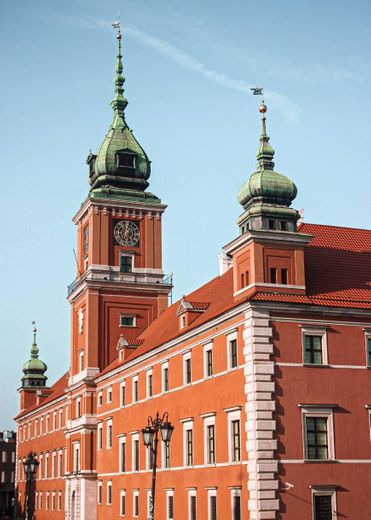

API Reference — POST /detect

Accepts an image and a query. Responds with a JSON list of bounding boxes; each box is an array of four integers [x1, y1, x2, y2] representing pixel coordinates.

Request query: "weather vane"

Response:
[[250, 87, 264, 96], [112, 13, 121, 32]]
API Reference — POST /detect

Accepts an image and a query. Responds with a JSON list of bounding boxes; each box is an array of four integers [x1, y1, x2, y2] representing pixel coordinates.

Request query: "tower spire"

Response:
[[256, 101, 275, 172], [21, 322, 48, 388], [30, 320, 39, 359], [111, 19, 128, 128]]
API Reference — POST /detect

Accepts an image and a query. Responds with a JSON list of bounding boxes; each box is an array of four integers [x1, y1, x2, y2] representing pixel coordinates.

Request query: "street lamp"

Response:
[[141, 412, 174, 520], [23, 452, 39, 520]]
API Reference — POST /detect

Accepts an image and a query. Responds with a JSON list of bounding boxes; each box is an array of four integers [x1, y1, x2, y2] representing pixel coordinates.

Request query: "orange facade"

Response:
[[15, 33, 371, 520]]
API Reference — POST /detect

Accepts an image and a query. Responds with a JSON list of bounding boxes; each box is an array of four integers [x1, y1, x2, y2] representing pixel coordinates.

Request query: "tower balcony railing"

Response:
[[68, 267, 173, 297]]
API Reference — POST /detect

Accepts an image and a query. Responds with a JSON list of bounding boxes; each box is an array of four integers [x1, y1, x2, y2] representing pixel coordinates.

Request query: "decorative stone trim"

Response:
[[243, 307, 279, 519]]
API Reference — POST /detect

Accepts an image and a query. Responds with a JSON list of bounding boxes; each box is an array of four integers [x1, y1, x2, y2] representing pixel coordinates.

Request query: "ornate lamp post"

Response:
[[23, 452, 39, 520], [141, 412, 174, 520]]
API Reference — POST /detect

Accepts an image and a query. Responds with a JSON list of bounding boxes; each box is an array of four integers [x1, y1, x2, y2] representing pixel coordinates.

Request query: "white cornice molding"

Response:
[[224, 229, 313, 256], [72, 198, 167, 224]]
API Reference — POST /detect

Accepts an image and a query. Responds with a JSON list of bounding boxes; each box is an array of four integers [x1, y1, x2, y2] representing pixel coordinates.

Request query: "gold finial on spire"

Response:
[[259, 100, 268, 135]]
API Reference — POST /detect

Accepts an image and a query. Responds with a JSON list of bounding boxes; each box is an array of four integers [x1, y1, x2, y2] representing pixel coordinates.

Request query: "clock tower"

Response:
[[67, 27, 172, 380]]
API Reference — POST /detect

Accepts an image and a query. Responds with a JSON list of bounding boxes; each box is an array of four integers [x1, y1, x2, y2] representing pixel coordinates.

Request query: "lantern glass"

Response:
[[160, 422, 174, 443], [142, 426, 154, 447], [29, 460, 37, 474]]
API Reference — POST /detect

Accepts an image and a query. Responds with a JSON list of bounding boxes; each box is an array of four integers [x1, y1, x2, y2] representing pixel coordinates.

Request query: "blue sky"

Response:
[[0, 0, 370, 429]]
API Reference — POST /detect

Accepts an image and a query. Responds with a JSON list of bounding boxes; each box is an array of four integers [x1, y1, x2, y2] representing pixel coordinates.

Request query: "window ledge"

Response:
[[303, 363, 331, 368], [304, 459, 337, 464]]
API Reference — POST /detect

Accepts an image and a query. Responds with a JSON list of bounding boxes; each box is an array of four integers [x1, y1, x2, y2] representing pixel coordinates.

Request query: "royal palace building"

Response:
[[15, 28, 371, 520]]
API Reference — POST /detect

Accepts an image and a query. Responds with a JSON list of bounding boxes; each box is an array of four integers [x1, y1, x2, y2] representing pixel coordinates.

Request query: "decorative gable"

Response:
[[177, 298, 210, 329]]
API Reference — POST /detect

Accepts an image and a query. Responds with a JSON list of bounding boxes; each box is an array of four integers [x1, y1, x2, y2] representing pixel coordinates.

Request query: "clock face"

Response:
[[114, 220, 140, 247]]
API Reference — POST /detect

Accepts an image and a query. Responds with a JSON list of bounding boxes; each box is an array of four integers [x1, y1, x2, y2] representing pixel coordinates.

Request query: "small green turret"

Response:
[[21, 322, 48, 389], [88, 25, 160, 204], [237, 102, 299, 233]]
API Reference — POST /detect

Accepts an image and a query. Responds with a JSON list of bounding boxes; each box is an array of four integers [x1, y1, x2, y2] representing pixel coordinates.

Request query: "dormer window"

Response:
[[120, 315, 136, 328], [117, 152, 136, 169]]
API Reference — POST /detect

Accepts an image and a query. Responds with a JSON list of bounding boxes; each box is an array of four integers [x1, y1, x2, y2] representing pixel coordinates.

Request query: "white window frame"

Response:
[[119, 252, 135, 273], [146, 369, 153, 398], [166, 489, 174, 520], [311, 486, 337, 520], [58, 491, 62, 511], [203, 414, 216, 465], [133, 489, 139, 517], [51, 451, 56, 478], [227, 409, 241, 463], [76, 398, 82, 418], [120, 489, 126, 516], [183, 352, 192, 386], [146, 489, 151, 519], [38, 455, 43, 480], [79, 350, 84, 372], [227, 331, 238, 370], [106, 419, 113, 450], [119, 435, 126, 473], [107, 480, 112, 505], [52, 491, 56, 511], [44, 452, 49, 479], [59, 409, 63, 428], [97, 422, 103, 450], [107, 386, 113, 404], [97, 481, 102, 505], [58, 449, 63, 477], [183, 420, 194, 467], [207, 488, 217, 520], [162, 362, 169, 393], [301, 326, 328, 365], [98, 391, 103, 407], [162, 439, 171, 469], [301, 405, 335, 461], [180, 314, 186, 329], [73, 442, 80, 473], [132, 376, 139, 403], [188, 489, 197, 520], [146, 445, 153, 471], [39, 491, 42, 510], [132, 433, 140, 472], [204, 342, 213, 378], [120, 381, 126, 407], [230, 488, 241, 520], [120, 314, 137, 328]]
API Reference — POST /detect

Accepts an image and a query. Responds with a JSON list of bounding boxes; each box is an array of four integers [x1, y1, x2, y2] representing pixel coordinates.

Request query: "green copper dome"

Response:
[[21, 324, 48, 389], [88, 28, 157, 202], [237, 103, 299, 232]]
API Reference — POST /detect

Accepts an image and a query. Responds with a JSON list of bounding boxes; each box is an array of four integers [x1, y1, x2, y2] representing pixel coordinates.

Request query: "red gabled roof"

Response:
[[252, 223, 371, 307]]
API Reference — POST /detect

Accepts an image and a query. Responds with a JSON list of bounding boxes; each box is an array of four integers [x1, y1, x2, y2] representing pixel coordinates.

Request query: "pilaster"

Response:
[[243, 307, 279, 519]]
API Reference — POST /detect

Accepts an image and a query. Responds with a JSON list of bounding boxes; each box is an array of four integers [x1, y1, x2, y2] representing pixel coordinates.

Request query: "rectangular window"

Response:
[[39, 492, 42, 510], [304, 335, 323, 364], [117, 152, 135, 168], [162, 363, 169, 392], [83, 225, 89, 255], [311, 488, 337, 520], [45, 453, 49, 479], [58, 451, 63, 477], [133, 377, 139, 402], [163, 440, 170, 469], [231, 490, 241, 520], [147, 371, 153, 398], [107, 420, 113, 449], [268, 219, 275, 230], [120, 382, 126, 407], [58, 492, 62, 511], [207, 424, 216, 464], [52, 452, 56, 478], [281, 268, 288, 285], [119, 438, 126, 472], [73, 443, 80, 473], [52, 492, 56, 511], [231, 420, 241, 462], [120, 315, 136, 327], [119, 254, 133, 273], [180, 314, 186, 328], [270, 267, 277, 283], [97, 481, 102, 505], [366, 336, 371, 367], [185, 427, 193, 466], [229, 338, 238, 369], [147, 446, 153, 470], [133, 437, 139, 471], [188, 492, 197, 520], [133, 491, 139, 517], [107, 481, 112, 505], [120, 490, 126, 516], [97, 423, 103, 450], [205, 347, 213, 377], [98, 392, 103, 407], [240, 273, 244, 288], [79, 351, 84, 372], [46, 492, 49, 511], [76, 398, 81, 418], [167, 491, 174, 520], [305, 417, 329, 459], [184, 354, 192, 385], [107, 386, 112, 403], [280, 220, 288, 231], [208, 491, 217, 520]]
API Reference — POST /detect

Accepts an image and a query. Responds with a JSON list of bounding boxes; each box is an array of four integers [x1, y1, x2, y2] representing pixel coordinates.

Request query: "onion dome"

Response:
[[237, 103, 299, 232], [88, 26, 156, 202], [21, 323, 48, 389]]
